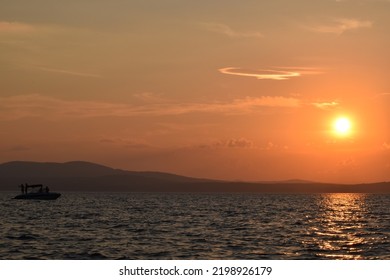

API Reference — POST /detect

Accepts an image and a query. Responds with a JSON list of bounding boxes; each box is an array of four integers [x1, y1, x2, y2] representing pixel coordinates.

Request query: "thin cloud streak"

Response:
[[308, 18, 372, 34], [383, 142, 390, 150], [0, 21, 35, 33], [201, 22, 263, 38], [312, 101, 339, 109], [0, 94, 340, 121], [0, 94, 302, 120], [35, 66, 102, 78]]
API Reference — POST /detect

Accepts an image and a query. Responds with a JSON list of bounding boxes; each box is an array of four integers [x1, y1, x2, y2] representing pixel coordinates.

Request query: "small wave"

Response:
[[6, 234, 40, 241], [63, 252, 109, 260], [232, 227, 249, 231], [146, 251, 170, 258], [112, 224, 126, 228]]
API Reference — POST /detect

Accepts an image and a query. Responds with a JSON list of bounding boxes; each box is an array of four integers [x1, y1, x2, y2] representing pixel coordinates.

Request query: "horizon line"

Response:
[[0, 160, 388, 186]]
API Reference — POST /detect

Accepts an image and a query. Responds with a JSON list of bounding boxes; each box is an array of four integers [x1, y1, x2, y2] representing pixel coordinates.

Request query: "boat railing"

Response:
[[19, 184, 50, 194]]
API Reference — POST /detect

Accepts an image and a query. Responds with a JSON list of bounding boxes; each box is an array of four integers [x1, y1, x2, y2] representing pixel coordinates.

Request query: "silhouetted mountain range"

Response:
[[0, 161, 389, 193]]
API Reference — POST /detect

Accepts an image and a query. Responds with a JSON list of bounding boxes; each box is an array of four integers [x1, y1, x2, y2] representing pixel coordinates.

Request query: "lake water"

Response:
[[1, 192, 390, 259]]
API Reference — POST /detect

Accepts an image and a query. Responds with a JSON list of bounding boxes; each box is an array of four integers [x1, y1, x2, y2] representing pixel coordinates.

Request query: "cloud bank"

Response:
[[0, 93, 341, 121], [0, 94, 302, 121], [199, 138, 255, 149]]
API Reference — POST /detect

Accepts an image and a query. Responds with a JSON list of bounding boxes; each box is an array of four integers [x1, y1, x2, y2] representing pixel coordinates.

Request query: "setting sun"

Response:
[[333, 117, 352, 136]]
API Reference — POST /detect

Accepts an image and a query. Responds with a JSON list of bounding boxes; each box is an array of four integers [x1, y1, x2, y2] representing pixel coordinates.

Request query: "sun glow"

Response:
[[333, 117, 352, 136]]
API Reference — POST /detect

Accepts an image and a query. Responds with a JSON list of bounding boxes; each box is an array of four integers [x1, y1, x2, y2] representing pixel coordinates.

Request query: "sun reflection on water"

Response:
[[306, 193, 369, 259]]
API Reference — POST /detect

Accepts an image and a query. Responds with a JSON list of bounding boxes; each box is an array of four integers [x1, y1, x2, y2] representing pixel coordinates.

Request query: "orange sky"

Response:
[[0, 0, 389, 183]]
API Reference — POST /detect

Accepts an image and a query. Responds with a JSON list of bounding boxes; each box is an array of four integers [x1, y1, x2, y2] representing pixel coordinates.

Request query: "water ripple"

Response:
[[0, 192, 390, 259]]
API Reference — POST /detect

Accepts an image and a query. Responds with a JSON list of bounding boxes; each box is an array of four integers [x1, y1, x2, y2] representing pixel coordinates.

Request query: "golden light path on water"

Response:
[[306, 194, 369, 259]]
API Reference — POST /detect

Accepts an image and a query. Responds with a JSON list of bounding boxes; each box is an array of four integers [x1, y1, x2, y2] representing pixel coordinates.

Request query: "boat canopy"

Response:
[[25, 184, 43, 188]]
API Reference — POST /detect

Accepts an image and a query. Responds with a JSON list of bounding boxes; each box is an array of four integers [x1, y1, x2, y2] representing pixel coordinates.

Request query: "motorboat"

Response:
[[14, 184, 61, 200]]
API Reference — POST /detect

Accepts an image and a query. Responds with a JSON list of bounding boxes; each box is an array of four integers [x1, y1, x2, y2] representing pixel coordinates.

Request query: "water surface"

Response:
[[1, 192, 389, 259]]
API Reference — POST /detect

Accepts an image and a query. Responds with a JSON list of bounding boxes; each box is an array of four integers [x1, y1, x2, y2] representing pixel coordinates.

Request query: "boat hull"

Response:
[[14, 192, 61, 200]]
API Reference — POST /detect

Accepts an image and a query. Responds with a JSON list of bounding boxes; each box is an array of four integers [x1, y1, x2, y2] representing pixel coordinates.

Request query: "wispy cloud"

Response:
[[34, 66, 101, 78], [9, 145, 30, 152], [132, 92, 166, 103], [99, 137, 152, 149], [226, 138, 254, 148], [337, 157, 357, 167], [0, 94, 303, 121], [263, 141, 289, 151], [0, 94, 130, 120], [199, 139, 289, 151], [219, 67, 321, 80], [198, 138, 254, 149], [201, 22, 263, 38], [0, 94, 340, 121], [228, 96, 301, 109], [308, 18, 372, 34], [312, 101, 339, 109], [0, 21, 35, 33]]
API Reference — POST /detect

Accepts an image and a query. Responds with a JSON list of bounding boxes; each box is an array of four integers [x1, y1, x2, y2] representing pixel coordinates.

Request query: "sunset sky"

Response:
[[1, 0, 389, 183]]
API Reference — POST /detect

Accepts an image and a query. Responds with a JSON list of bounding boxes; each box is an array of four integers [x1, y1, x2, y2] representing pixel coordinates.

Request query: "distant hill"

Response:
[[0, 161, 125, 178], [0, 161, 211, 192], [0, 161, 389, 193]]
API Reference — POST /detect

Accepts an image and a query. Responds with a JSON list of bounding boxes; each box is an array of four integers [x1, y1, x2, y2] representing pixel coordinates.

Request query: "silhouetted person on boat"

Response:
[[20, 184, 24, 194], [45, 186, 49, 193]]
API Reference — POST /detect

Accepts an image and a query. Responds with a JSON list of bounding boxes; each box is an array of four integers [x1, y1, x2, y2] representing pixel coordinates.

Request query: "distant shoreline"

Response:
[[1, 161, 389, 193], [2, 182, 390, 194]]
